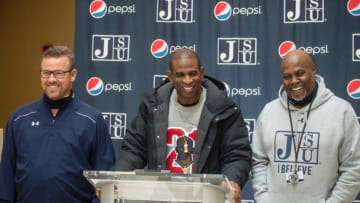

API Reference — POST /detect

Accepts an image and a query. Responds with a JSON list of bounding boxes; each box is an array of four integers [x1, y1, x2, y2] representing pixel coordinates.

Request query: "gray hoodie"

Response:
[[252, 75, 360, 203]]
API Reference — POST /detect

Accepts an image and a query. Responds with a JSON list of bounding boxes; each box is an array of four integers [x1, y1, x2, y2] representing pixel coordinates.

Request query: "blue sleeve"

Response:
[[91, 196, 100, 203], [0, 119, 16, 202], [92, 113, 115, 170]]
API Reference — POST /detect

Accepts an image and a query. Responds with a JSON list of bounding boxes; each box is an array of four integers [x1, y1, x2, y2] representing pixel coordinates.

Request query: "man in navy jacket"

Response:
[[0, 46, 115, 203]]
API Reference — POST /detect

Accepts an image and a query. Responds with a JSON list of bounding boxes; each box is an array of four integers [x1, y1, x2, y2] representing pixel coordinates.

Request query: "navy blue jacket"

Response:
[[0, 98, 115, 203]]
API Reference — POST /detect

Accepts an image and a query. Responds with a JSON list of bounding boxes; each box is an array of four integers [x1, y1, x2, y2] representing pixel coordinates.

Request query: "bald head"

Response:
[[281, 50, 314, 72], [169, 48, 201, 71], [280, 49, 316, 102]]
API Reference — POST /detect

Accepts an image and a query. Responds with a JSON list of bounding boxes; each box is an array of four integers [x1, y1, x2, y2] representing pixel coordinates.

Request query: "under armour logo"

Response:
[[31, 121, 40, 126], [298, 118, 304, 123]]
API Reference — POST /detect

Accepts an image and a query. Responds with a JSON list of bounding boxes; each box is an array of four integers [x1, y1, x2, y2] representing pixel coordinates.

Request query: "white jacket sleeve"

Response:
[[251, 110, 270, 203], [326, 104, 360, 203]]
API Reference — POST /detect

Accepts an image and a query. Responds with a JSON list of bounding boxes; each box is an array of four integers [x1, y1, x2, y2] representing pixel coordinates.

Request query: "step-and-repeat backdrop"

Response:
[[74, 0, 360, 201]]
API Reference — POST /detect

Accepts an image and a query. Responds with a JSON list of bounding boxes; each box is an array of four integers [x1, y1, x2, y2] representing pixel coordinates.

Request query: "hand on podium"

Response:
[[222, 180, 241, 203], [96, 190, 101, 200]]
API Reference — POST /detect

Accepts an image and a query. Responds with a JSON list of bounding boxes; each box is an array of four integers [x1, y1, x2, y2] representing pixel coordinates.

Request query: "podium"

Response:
[[84, 170, 232, 203]]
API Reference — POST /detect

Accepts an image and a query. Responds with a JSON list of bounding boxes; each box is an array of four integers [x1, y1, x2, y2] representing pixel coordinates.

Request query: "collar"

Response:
[[43, 90, 74, 109]]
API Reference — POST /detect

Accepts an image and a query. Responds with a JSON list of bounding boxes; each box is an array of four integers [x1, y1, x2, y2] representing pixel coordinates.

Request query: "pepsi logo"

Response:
[[89, 0, 107, 19], [151, 39, 169, 58], [222, 81, 231, 97], [347, 0, 360, 16], [87, 77, 104, 96], [220, 81, 261, 97], [278, 41, 329, 57], [347, 79, 360, 99], [278, 41, 296, 58], [214, 1, 232, 21]]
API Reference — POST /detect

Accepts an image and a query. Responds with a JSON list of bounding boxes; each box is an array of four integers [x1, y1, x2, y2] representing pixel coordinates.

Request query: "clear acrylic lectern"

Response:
[[83, 170, 232, 203]]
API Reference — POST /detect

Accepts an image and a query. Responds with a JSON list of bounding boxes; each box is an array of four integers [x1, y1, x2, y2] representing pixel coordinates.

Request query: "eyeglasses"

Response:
[[40, 70, 72, 79]]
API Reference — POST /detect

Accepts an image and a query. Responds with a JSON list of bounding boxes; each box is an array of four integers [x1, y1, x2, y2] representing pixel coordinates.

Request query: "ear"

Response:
[[199, 66, 205, 79], [70, 68, 77, 82], [167, 70, 173, 81], [312, 64, 316, 75]]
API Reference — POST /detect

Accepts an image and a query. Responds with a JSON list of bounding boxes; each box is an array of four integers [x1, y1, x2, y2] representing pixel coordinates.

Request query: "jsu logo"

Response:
[[347, 79, 360, 99], [102, 112, 126, 139], [218, 38, 257, 65], [92, 35, 130, 62], [87, 77, 104, 96], [156, 0, 194, 23], [353, 34, 360, 61], [245, 119, 255, 144], [347, 0, 360, 16], [284, 0, 325, 23], [153, 75, 168, 88], [275, 131, 319, 164]]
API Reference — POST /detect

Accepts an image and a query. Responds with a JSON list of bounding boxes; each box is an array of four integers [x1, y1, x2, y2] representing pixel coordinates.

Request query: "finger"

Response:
[[96, 190, 101, 199], [229, 182, 241, 203]]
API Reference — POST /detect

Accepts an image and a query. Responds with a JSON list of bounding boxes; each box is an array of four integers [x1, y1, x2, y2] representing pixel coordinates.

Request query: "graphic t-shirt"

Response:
[[166, 87, 206, 174]]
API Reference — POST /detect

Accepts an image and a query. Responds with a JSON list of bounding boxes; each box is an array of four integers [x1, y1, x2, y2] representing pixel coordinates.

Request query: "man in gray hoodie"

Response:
[[252, 49, 360, 203]]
